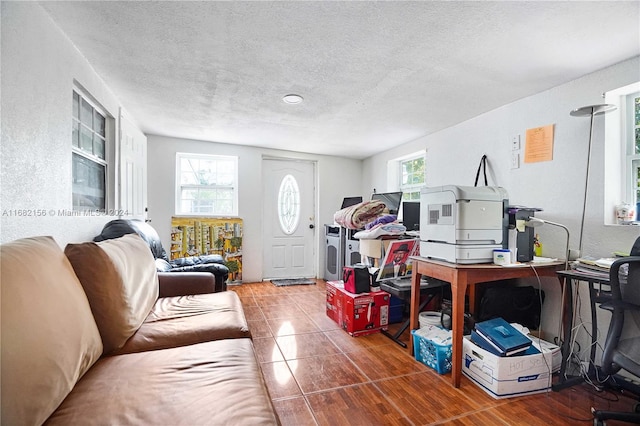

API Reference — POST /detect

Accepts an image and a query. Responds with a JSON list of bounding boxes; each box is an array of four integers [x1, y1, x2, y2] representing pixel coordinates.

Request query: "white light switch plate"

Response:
[[511, 135, 521, 151], [511, 152, 520, 169]]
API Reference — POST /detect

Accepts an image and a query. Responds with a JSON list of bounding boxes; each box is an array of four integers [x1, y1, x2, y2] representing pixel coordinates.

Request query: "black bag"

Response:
[[478, 286, 545, 330], [343, 264, 370, 294]]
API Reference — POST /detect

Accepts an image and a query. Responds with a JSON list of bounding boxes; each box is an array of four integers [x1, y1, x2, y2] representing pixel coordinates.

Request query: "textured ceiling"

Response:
[[40, 1, 640, 159]]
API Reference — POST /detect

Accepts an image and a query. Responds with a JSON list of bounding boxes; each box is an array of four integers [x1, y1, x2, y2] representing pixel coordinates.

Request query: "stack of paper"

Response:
[[574, 257, 614, 279]]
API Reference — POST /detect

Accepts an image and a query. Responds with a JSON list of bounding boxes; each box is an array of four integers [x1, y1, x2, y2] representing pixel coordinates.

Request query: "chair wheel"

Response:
[[591, 407, 604, 426]]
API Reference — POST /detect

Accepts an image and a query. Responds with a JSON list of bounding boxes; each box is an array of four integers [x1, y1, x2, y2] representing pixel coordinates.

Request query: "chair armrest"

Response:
[[170, 254, 225, 267], [599, 300, 640, 312], [158, 272, 217, 297]]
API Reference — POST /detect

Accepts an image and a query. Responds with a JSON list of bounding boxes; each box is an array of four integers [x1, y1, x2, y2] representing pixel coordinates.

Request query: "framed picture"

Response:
[[377, 239, 419, 281]]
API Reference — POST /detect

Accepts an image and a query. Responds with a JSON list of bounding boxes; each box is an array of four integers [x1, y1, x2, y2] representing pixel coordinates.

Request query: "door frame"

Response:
[[261, 155, 319, 280]]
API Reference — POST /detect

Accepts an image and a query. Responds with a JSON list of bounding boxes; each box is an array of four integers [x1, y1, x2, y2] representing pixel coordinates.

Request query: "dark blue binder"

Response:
[[474, 317, 532, 356], [470, 330, 538, 357]]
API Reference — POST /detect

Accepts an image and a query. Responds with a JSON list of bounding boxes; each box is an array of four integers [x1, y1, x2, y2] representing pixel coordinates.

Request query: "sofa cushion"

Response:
[[112, 291, 250, 355], [44, 339, 280, 425], [65, 234, 159, 354], [1, 236, 103, 426]]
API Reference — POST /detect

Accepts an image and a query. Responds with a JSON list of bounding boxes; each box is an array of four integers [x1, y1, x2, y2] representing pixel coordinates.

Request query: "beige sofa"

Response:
[[1, 234, 279, 425]]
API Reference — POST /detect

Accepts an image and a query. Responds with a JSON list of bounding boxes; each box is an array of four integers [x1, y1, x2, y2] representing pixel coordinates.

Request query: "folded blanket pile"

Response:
[[365, 214, 397, 230], [333, 200, 386, 229], [353, 222, 407, 239]]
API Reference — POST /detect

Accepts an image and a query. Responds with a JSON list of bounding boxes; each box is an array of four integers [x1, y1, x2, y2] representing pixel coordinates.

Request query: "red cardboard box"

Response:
[[326, 280, 343, 323], [326, 281, 390, 337]]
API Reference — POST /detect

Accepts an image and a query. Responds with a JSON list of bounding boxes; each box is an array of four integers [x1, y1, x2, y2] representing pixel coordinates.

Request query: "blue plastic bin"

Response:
[[411, 327, 452, 374]]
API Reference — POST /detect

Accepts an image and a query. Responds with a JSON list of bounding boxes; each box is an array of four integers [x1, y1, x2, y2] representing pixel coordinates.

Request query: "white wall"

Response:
[[363, 56, 640, 354], [146, 135, 362, 282], [1, 3, 136, 245]]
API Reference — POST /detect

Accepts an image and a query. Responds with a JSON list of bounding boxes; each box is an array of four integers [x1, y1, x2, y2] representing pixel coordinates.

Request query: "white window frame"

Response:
[[385, 150, 426, 221], [623, 92, 640, 205], [398, 152, 426, 201], [175, 153, 239, 216], [604, 82, 640, 224], [72, 88, 111, 211]]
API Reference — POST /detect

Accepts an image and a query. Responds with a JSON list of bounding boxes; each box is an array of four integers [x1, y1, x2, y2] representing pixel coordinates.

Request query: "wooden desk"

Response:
[[409, 256, 565, 388]]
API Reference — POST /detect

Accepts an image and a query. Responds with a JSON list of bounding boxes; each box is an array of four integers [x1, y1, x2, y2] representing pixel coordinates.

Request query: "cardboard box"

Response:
[[526, 335, 561, 373], [325, 280, 343, 323], [359, 239, 387, 259], [462, 336, 556, 399], [326, 281, 390, 337]]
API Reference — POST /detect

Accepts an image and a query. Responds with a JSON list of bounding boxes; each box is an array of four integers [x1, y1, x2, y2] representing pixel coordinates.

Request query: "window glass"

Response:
[[80, 125, 93, 152], [72, 92, 80, 119], [72, 90, 109, 210], [94, 111, 105, 137], [278, 174, 300, 234], [94, 135, 105, 159], [80, 98, 93, 127], [176, 153, 238, 216], [72, 121, 80, 148], [72, 153, 105, 209], [399, 155, 426, 201]]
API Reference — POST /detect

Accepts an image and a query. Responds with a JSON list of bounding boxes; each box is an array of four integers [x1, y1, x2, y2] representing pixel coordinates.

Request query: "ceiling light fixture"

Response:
[[283, 94, 303, 104]]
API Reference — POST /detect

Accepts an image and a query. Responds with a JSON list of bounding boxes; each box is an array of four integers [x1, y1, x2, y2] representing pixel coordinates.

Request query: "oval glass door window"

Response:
[[278, 174, 300, 234]]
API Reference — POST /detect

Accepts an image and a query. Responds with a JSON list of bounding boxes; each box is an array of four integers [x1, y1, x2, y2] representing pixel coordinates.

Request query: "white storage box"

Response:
[[526, 335, 561, 374], [462, 336, 557, 399]]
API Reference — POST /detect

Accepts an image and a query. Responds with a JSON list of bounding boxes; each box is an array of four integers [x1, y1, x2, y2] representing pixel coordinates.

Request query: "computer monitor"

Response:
[[402, 201, 420, 231], [371, 191, 403, 215], [341, 196, 363, 209]]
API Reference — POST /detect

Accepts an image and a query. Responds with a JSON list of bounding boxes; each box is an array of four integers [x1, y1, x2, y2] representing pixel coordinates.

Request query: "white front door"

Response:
[[262, 158, 316, 279]]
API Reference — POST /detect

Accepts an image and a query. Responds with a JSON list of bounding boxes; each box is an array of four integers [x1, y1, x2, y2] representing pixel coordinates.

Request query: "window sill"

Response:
[[604, 221, 640, 227]]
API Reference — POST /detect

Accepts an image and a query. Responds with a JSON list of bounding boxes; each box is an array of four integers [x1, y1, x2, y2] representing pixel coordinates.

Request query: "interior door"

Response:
[[118, 109, 147, 220], [262, 158, 316, 279]]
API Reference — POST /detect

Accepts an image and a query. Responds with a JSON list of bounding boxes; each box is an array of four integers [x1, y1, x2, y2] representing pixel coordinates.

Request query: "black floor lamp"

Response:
[[569, 104, 617, 257]]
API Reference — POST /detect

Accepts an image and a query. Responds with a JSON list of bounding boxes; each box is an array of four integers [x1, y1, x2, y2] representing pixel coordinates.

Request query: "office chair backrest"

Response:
[[602, 236, 640, 376], [593, 237, 640, 426], [620, 236, 640, 305]]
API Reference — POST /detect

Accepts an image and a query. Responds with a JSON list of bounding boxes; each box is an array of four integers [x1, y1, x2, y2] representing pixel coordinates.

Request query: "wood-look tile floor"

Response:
[[230, 280, 639, 426]]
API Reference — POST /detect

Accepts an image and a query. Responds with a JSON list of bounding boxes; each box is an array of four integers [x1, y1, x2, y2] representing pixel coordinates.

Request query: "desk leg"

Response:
[[554, 277, 574, 391], [450, 271, 467, 388], [409, 270, 422, 356], [587, 281, 598, 371]]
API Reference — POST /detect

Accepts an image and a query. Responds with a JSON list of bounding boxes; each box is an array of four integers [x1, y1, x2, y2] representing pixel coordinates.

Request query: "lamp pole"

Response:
[[570, 104, 616, 256]]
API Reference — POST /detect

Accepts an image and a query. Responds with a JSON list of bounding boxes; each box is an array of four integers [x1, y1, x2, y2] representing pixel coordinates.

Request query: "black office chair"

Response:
[[591, 237, 640, 425]]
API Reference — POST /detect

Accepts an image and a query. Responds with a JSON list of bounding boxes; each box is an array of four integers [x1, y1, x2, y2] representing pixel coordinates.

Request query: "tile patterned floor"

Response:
[[230, 280, 639, 426]]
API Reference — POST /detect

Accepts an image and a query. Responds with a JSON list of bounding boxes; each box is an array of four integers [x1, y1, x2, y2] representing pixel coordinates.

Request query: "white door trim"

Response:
[[261, 156, 318, 280]]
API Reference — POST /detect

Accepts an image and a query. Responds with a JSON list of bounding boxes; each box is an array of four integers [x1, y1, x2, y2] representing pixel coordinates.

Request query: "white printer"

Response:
[[420, 185, 508, 263]]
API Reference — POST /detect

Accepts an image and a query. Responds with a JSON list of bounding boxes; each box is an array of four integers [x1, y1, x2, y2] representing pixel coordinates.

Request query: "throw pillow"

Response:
[[1, 236, 103, 426], [65, 233, 159, 354]]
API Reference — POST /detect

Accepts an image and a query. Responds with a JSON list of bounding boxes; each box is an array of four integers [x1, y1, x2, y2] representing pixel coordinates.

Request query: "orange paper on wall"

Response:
[[524, 124, 554, 163]]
